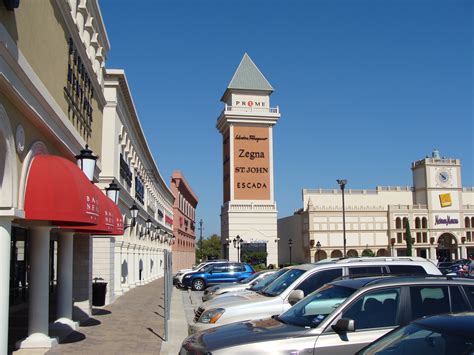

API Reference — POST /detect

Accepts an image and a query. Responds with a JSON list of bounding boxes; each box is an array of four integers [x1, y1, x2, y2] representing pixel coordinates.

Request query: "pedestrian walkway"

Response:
[[45, 278, 165, 354], [159, 288, 190, 355]]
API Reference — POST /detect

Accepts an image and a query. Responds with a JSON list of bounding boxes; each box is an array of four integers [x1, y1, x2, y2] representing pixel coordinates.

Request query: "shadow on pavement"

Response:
[[92, 308, 112, 316], [147, 327, 164, 341], [59, 330, 86, 344], [79, 318, 101, 327]]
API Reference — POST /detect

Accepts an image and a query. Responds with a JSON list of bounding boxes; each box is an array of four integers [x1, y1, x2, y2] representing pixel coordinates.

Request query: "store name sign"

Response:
[[435, 215, 459, 226], [235, 100, 266, 107]]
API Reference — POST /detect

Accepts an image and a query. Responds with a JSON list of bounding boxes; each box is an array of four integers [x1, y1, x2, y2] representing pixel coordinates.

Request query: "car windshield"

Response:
[[239, 272, 262, 284], [260, 268, 306, 297], [278, 284, 355, 328], [358, 322, 474, 355], [192, 263, 206, 270], [251, 269, 288, 291]]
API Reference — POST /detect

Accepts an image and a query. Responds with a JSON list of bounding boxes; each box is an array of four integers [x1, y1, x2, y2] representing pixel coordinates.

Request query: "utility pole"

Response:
[[198, 219, 203, 262]]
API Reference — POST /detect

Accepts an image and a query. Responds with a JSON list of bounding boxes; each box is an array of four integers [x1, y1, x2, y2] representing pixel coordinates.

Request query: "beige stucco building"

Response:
[[278, 150, 474, 265]]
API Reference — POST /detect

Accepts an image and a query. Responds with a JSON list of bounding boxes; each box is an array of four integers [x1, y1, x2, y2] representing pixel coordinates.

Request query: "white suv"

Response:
[[189, 257, 440, 333]]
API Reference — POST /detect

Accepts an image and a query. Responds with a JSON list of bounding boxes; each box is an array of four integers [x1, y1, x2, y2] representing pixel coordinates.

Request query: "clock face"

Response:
[[437, 169, 452, 185]]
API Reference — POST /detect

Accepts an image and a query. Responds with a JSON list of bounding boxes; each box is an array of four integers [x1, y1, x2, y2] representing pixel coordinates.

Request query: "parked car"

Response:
[[182, 262, 255, 291], [357, 312, 474, 354], [181, 276, 474, 354], [190, 256, 440, 333], [173, 260, 227, 287], [202, 270, 276, 302]]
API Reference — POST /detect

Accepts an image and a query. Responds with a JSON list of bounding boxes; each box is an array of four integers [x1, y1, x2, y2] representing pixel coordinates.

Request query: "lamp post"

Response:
[[337, 179, 347, 257], [288, 238, 293, 264], [198, 219, 203, 262], [233, 235, 243, 262], [316, 241, 321, 261]]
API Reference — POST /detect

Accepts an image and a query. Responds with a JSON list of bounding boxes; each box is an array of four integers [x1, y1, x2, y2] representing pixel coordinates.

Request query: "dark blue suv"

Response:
[[182, 262, 255, 291]]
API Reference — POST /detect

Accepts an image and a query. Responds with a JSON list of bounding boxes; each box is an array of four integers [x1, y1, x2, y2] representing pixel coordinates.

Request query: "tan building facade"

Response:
[[1, 0, 111, 351], [278, 151, 474, 265]]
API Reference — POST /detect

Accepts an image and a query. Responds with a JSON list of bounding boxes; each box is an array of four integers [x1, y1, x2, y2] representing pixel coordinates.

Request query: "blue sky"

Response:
[[100, 0, 473, 237]]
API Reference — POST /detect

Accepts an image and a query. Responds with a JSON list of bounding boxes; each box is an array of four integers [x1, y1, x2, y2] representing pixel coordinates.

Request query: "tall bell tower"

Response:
[[217, 53, 280, 266]]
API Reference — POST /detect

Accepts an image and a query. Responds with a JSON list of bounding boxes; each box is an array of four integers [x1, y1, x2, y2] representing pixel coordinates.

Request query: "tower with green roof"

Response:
[[216, 53, 280, 266]]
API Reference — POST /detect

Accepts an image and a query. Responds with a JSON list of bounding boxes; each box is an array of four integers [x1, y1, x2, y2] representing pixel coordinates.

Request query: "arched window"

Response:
[[415, 217, 421, 229], [395, 218, 402, 229], [422, 217, 428, 229], [471, 216, 474, 227], [466, 217, 471, 228], [402, 217, 408, 228]]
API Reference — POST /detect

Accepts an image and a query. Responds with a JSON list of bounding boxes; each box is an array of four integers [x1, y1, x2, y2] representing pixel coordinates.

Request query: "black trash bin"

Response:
[[92, 279, 107, 306]]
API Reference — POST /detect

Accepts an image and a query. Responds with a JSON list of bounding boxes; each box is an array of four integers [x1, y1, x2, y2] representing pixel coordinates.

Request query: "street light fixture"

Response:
[[337, 179, 348, 257], [316, 241, 321, 261], [288, 238, 293, 264], [124, 203, 139, 230], [75, 144, 98, 182], [233, 235, 244, 262], [105, 181, 120, 204]]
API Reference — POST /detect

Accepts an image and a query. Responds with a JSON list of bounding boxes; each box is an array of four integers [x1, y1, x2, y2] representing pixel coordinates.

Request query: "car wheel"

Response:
[[192, 279, 205, 291]]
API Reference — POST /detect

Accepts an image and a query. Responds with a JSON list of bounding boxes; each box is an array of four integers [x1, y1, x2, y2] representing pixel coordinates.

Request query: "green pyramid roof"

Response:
[[226, 53, 274, 92]]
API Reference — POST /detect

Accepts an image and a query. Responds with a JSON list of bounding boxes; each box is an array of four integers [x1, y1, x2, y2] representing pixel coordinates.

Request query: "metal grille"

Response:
[[194, 307, 205, 322]]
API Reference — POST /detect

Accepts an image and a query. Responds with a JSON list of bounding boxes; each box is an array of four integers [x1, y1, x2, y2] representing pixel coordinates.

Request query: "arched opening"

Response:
[[437, 233, 458, 262], [402, 217, 408, 228], [415, 217, 421, 229], [347, 249, 358, 258], [315, 250, 327, 262], [395, 218, 402, 229], [422, 217, 428, 229], [331, 250, 343, 258], [361, 249, 375, 257], [376, 248, 388, 256]]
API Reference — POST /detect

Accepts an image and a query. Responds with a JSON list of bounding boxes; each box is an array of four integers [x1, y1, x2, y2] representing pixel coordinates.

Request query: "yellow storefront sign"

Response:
[[439, 193, 452, 208]]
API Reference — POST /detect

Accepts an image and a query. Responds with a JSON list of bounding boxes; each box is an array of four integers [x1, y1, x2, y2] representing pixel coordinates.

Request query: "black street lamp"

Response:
[[316, 241, 321, 261], [105, 181, 120, 204], [233, 235, 244, 262], [337, 179, 348, 257], [288, 238, 293, 264], [124, 203, 139, 230], [75, 144, 98, 182]]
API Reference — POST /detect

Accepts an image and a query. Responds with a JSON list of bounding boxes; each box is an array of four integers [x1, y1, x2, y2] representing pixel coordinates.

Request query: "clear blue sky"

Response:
[[100, 0, 473, 237]]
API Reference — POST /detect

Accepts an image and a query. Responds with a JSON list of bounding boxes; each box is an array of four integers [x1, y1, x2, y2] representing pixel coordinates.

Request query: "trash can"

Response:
[[92, 279, 107, 306]]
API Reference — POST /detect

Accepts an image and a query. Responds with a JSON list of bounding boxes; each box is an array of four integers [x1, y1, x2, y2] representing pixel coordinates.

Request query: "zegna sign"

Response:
[[233, 126, 270, 200]]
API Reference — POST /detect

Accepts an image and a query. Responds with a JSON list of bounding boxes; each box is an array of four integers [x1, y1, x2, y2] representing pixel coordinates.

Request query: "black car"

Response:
[[358, 312, 474, 354]]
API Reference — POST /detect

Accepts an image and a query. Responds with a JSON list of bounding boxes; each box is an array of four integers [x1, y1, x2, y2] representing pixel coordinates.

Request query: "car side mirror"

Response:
[[331, 318, 355, 334], [288, 289, 305, 305]]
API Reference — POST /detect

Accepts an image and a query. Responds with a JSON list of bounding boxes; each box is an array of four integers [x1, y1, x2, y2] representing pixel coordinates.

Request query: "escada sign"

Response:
[[435, 215, 459, 226]]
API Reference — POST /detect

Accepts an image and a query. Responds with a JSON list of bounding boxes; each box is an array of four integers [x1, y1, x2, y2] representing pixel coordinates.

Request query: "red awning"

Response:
[[24, 155, 99, 225], [62, 184, 124, 235]]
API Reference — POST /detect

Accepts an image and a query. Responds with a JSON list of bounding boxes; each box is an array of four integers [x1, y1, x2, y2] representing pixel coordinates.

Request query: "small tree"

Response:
[[362, 249, 375, 257]]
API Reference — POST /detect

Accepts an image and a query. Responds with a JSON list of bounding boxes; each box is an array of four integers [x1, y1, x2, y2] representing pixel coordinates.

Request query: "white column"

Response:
[[129, 246, 136, 288], [17, 226, 58, 349], [0, 218, 12, 355], [122, 244, 130, 292], [55, 231, 77, 329], [114, 241, 123, 296]]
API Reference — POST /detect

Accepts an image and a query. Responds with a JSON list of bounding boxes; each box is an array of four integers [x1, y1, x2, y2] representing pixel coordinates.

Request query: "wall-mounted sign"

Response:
[[165, 216, 173, 225], [439, 193, 452, 208], [233, 126, 270, 200], [435, 215, 459, 226], [235, 100, 266, 107]]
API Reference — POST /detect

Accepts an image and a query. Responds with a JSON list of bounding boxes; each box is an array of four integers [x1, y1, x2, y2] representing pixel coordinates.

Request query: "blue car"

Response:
[[182, 262, 255, 291]]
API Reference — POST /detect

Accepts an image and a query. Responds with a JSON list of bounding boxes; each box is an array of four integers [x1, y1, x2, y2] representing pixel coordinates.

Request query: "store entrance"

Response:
[[10, 227, 29, 307], [436, 233, 458, 262]]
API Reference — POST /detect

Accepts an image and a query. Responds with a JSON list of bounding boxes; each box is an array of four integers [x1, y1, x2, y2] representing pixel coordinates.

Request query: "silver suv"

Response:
[[189, 257, 440, 333], [181, 276, 474, 354]]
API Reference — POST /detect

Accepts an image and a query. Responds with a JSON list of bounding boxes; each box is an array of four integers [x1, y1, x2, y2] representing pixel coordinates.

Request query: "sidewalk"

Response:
[[43, 278, 166, 354], [159, 288, 190, 355]]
